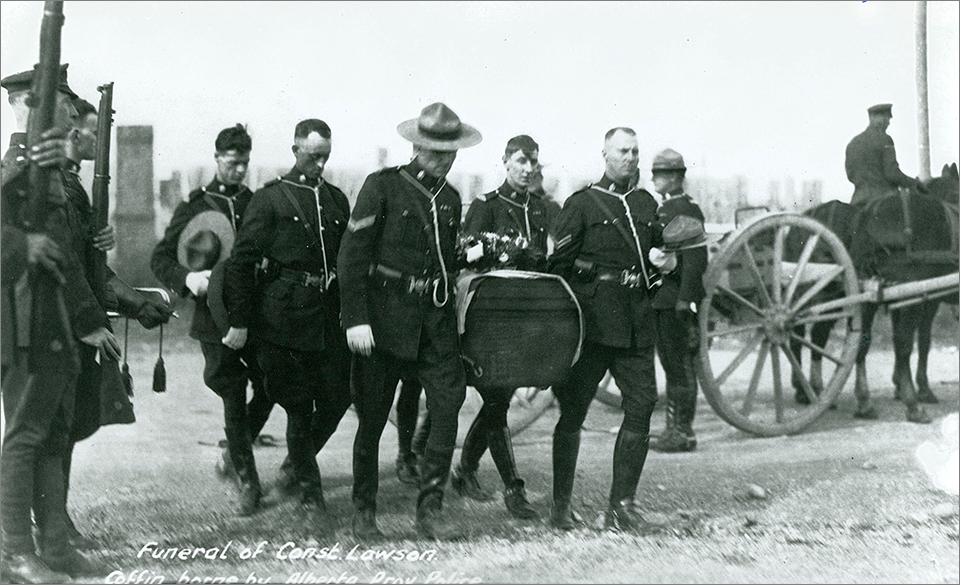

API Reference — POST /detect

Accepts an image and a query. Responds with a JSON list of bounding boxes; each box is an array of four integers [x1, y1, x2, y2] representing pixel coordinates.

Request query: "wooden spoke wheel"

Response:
[[386, 385, 555, 446], [699, 213, 862, 436]]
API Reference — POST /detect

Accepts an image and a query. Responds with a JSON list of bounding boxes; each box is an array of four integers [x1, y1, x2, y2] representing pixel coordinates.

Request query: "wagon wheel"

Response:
[[387, 385, 555, 446], [699, 213, 862, 436]]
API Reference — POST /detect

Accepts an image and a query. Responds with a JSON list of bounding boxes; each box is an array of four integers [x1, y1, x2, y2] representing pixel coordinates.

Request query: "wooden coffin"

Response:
[[457, 270, 583, 388]]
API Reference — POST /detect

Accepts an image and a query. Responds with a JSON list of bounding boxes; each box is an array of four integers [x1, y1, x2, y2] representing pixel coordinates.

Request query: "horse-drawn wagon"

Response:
[[697, 165, 958, 436]]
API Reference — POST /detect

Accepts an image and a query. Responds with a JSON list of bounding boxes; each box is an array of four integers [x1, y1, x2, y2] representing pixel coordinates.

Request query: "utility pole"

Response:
[[916, 0, 931, 181]]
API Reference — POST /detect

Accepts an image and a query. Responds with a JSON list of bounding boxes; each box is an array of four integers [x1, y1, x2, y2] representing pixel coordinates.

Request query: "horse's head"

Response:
[[923, 163, 959, 205]]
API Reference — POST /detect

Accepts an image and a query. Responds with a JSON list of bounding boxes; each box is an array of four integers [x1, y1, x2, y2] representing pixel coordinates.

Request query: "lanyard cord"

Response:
[[398, 169, 450, 308], [429, 190, 450, 307], [280, 179, 330, 286], [592, 184, 653, 289], [496, 189, 531, 240], [617, 193, 653, 290]]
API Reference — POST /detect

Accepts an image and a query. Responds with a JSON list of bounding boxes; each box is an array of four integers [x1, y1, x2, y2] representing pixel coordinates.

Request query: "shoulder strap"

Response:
[[277, 182, 319, 241], [585, 188, 642, 259]]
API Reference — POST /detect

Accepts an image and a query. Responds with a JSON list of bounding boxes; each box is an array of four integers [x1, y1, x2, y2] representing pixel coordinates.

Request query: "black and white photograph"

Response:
[[1, 1, 958, 583]]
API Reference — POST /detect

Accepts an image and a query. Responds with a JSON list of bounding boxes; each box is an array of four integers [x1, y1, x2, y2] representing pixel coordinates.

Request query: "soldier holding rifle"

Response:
[[0, 43, 112, 585], [54, 89, 173, 549]]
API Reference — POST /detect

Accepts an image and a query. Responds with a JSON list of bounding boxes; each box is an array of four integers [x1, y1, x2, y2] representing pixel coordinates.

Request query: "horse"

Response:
[[787, 162, 959, 423]]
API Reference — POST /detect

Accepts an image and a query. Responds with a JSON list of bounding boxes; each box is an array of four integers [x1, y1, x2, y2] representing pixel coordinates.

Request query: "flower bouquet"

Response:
[[455, 229, 545, 272]]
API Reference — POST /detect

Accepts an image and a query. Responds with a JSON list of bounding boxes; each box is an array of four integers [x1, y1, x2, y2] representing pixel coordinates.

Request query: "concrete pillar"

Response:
[[113, 125, 158, 286]]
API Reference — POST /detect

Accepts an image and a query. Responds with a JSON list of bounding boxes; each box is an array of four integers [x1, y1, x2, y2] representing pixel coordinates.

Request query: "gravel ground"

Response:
[[64, 343, 959, 584]]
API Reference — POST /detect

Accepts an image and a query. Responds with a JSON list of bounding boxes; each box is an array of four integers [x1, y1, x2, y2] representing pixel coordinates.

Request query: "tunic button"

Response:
[[49, 340, 63, 353]]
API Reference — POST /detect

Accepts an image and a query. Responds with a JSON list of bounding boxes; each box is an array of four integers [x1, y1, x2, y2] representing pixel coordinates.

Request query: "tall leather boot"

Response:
[[225, 426, 261, 516], [651, 399, 691, 453], [34, 456, 109, 579], [604, 429, 651, 533], [450, 411, 493, 501], [550, 430, 584, 530], [487, 425, 538, 519], [287, 425, 325, 512], [62, 441, 98, 549], [416, 448, 463, 541], [1, 527, 70, 584]]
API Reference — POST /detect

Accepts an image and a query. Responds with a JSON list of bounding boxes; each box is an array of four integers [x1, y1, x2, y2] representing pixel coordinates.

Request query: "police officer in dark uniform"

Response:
[[152, 124, 273, 515], [645, 149, 709, 454], [58, 95, 172, 547], [845, 103, 925, 207], [1, 65, 113, 583], [548, 127, 661, 533], [445, 134, 546, 519], [338, 103, 481, 541], [222, 119, 352, 521]]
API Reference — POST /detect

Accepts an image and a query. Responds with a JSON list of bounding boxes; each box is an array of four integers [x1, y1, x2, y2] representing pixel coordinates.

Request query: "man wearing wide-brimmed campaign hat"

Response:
[[338, 103, 481, 541]]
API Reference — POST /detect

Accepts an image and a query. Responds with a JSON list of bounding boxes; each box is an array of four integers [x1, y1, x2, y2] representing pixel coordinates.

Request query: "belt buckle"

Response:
[[406, 277, 426, 295], [304, 273, 322, 288], [620, 269, 638, 288]]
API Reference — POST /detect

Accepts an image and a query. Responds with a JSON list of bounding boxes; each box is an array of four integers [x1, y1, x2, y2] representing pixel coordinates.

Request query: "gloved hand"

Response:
[[649, 247, 677, 274], [185, 270, 211, 297], [346, 324, 375, 356], [222, 327, 248, 350], [136, 298, 174, 329]]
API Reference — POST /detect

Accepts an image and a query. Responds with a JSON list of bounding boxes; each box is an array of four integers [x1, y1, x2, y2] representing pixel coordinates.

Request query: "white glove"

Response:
[[466, 242, 484, 263], [185, 270, 211, 297], [346, 324, 376, 356], [648, 247, 677, 273], [222, 327, 248, 350]]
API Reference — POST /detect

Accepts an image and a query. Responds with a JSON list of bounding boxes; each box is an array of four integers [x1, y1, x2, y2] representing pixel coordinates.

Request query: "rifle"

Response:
[[24, 0, 78, 374], [90, 81, 114, 306]]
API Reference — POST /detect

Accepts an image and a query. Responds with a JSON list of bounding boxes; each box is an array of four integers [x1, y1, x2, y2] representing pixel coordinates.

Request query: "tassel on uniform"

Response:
[[153, 324, 166, 393], [121, 318, 134, 396]]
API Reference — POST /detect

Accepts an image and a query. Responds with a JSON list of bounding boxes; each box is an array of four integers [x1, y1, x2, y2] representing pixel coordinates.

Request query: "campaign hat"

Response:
[[176, 211, 234, 272], [397, 103, 482, 151], [651, 148, 687, 172], [661, 215, 721, 252]]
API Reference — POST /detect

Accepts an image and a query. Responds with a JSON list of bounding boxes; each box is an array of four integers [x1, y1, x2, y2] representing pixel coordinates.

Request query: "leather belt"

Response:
[[374, 264, 448, 296], [596, 268, 649, 289], [575, 258, 657, 291], [279, 267, 328, 289]]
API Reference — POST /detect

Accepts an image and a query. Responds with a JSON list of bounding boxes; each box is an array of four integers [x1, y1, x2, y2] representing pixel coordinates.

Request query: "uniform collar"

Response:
[[203, 178, 245, 198], [499, 180, 530, 201], [282, 167, 324, 188], [403, 159, 443, 191], [595, 174, 633, 194]]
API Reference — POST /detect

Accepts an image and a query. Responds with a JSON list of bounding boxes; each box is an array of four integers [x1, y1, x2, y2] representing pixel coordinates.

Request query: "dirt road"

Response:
[[67, 344, 959, 584]]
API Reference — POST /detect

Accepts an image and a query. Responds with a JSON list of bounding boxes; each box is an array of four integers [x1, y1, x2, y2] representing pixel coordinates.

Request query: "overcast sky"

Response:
[[2, 1, 958, 204]]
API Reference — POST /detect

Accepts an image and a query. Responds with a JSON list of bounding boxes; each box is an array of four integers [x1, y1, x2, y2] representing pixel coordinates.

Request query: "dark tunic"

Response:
[[337, 160, 462, 361], [845, 125, 916, 206], [548, 174, 661, 349], [464, 180, 550, 256], [651, 194, 708, 310], [224, 168, 349, 352]]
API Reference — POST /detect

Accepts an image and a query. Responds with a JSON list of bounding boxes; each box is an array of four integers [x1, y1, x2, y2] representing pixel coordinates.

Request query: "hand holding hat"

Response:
[[186, 270, 211, 297], [661, 215, 721, 252], [648, 246, 677, 273]]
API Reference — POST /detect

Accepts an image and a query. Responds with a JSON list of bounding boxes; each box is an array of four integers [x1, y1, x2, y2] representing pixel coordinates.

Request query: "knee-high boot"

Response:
[[487, 425, 538, 519], [451, 411, 493, 501], [417, 448, 463, 541], [225, 425, 261, 516], [605, 429, 650, 532], [550, 430, 583, 530], [35, 456, 108, 579]]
